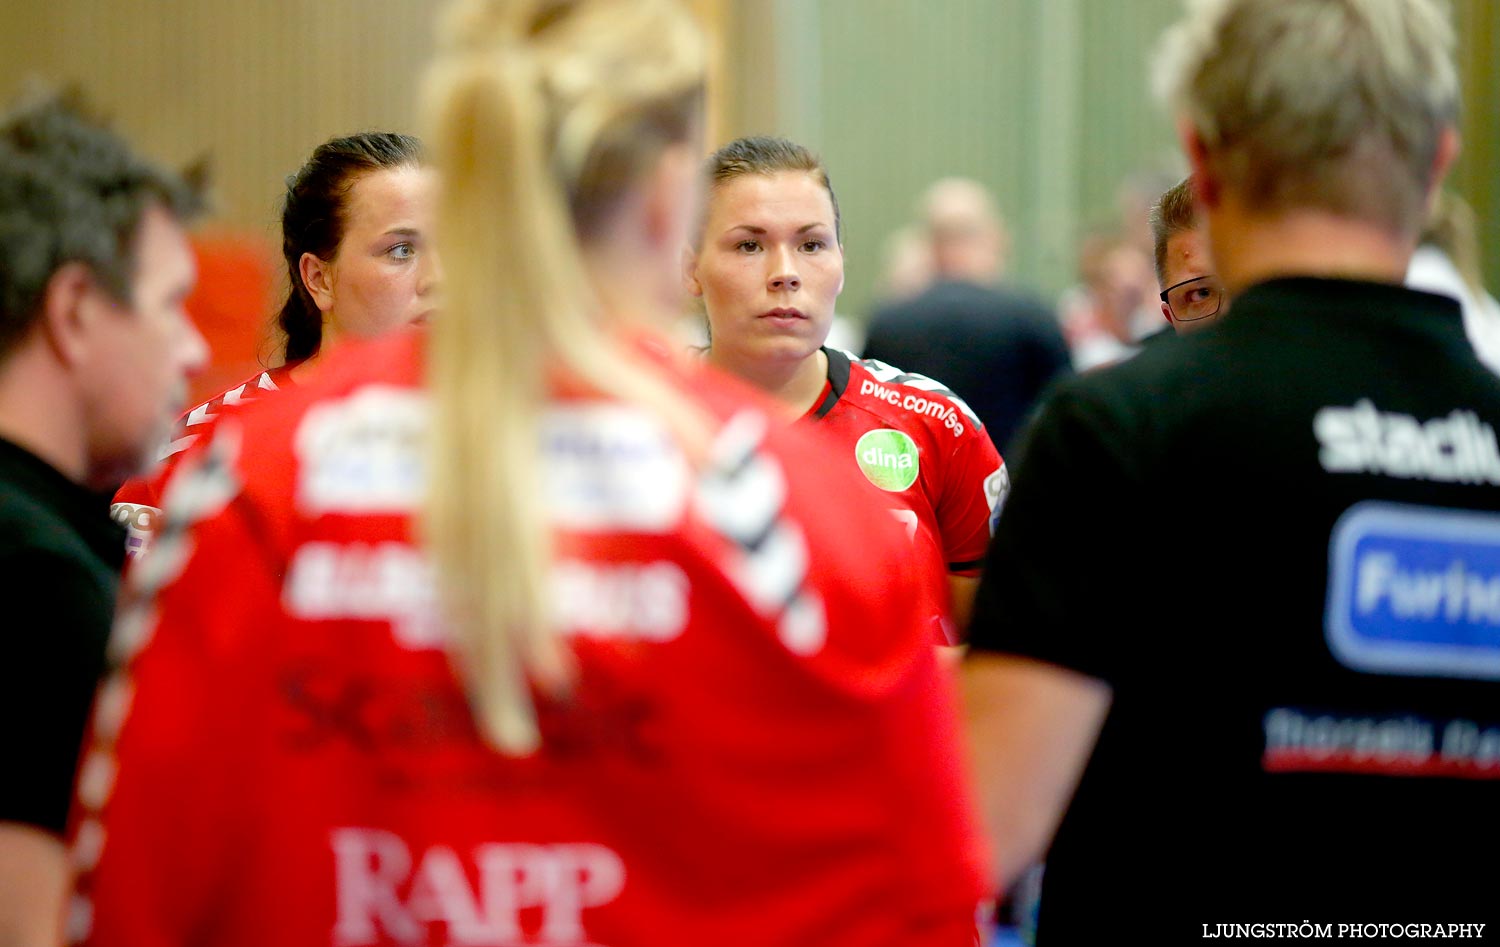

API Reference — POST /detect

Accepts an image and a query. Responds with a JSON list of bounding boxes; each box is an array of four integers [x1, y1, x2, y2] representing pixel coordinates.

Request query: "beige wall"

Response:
[[716, 0, 1186, 314], [719, 0, 1500, 317], [3, 0, 1496, 313], [1452, 0, 1500, 293]]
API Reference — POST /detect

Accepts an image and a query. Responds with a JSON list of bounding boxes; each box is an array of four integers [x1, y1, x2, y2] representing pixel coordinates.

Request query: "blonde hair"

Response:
[[422, 0, 706, 754], [1153, 0, 1459, 234]]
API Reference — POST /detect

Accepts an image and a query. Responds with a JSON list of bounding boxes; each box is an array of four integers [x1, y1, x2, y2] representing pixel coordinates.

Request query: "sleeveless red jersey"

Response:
[[70, 331, 990, 946], [807, 349, 1007, 637], [110, 365, 295, 560]]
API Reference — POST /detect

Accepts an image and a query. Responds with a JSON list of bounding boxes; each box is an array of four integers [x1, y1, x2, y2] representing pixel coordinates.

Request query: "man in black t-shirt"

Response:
[[0, 95, 205, 940], [964, 0, 1498, 940], [864, 178, 1071, 455]]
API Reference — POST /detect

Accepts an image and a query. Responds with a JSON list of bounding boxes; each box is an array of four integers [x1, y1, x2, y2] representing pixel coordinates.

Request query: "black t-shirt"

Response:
[[970, 278, 1500, 939], [865, 279, 1071, 455], [0, 437, 124, 835]]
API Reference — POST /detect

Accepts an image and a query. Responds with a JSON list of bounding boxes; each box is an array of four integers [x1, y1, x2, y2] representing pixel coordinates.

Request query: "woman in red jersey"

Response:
[[686, 137, 1006, 641], [69, 2, 989, 945], [110, 131, 436, 559]]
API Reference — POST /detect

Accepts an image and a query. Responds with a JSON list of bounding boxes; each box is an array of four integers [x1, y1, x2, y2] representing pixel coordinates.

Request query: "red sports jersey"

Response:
[[807, 349, 1007, 637], [70, 331, 990, 947], [110, 365, 295, 560]]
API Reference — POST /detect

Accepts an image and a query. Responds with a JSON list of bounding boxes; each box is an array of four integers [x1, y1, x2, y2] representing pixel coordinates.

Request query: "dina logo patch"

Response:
[[855, 429, 919, 492]]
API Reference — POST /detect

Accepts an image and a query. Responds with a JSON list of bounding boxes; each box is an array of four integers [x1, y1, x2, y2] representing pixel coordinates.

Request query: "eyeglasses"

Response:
[[1159, 275, 1224, 322]]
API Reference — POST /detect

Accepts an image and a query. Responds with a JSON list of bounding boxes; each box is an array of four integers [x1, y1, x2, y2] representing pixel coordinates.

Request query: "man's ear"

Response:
[[682, 245, 703, 299], [299, 252, 335, 313], [1178, 118, 1220, 211], [1424, 125, 1461, 217], [1160, 302, 1175, 326], [38, 262, 100, 368]]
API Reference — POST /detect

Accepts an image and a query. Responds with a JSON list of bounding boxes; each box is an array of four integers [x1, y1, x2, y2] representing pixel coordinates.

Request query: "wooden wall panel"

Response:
[[1, 0, 1494, 316], [0, 0, 732, 384], [0, 0, 734, 239], [683, 0, 728, 149], [0, 0, 440, 247]]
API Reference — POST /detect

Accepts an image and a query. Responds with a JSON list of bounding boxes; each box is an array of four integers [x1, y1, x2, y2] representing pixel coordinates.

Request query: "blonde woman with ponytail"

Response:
[[70, 2, 989, 943]]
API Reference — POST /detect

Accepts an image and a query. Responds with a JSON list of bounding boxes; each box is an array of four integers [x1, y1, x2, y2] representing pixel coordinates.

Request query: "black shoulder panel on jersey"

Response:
[[814, 347, 850, 420]]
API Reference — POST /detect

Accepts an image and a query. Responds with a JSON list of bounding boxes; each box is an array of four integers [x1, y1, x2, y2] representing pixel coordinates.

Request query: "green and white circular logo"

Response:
[[855, 429, 920, 492]]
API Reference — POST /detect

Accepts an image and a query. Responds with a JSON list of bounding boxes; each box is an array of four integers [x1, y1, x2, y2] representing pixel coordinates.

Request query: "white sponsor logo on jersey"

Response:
[[284, 542, 443, 648], [109, 502, 158, 532], [332, 828, 625, 947], [110, 501, 160, 560], [286, 544, 690, 648], [552, 560, 689, 642], [984, 463, 1011, 535], [544, 404, 689, 532], [1314, 399, 1500, 484], [857, 377, 969, 437], [297, 386, 429, 513]]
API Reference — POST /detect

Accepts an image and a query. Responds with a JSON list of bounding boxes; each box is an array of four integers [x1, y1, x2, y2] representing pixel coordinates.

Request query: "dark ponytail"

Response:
[[277, 131, 424, 364]]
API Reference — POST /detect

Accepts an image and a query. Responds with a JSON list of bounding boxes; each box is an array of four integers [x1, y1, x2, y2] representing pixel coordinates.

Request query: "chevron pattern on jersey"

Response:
[[695, 410, 826, 656]]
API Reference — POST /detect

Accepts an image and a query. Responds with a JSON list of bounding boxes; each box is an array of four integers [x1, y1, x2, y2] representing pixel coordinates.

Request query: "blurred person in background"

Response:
[[864, 178, 1071, 455], [1407, 189, 1500, 373], [110, 131, 433, 560], [688, 137, 1007, 638], [1149, 174, 1227, 337], [965, 0, 1496, 939], [1116, 167, 1183, 262], [69, 1, 989, 944], [1057, 228, 1160, 370], [274, 134, 435, 372], [0, 93, 205, 945], [872, 223, 935, 306]]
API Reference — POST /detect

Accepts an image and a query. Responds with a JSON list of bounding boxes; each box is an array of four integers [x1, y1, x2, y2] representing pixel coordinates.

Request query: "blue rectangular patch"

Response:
[[1327, 501, 1500, 680]]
